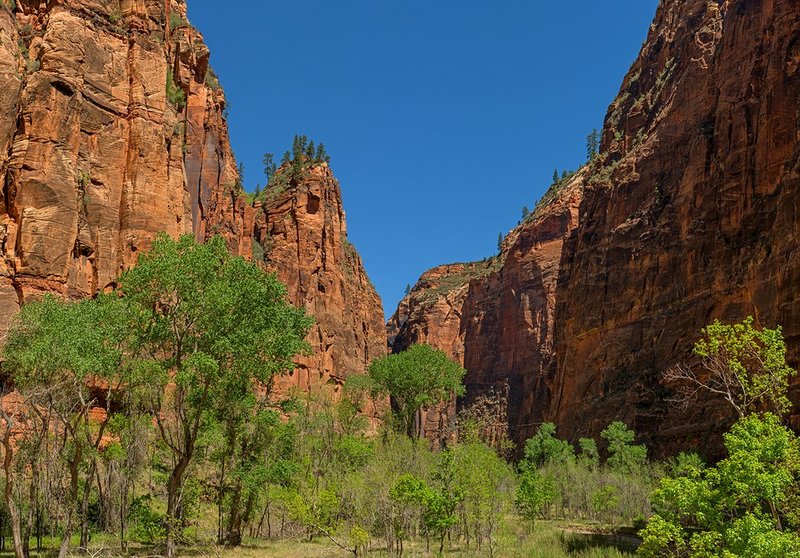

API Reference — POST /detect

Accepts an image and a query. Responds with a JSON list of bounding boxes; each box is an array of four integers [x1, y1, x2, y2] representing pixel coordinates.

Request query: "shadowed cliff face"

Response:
[[390, 0, 800, 456], [550, 0, 800, 455], [0, 1, 385, 390], [0, 0, 237, 333]]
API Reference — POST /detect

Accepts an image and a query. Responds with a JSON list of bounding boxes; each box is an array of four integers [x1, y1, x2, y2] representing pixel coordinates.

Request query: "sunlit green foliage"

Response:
[[638, 414, 800, 557], [362, 344, 466, 438]]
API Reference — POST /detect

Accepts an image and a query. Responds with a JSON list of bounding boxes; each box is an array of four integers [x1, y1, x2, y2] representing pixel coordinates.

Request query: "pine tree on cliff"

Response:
[[262, 153, 276, 182], [497, 233, 503, 252], [586, 129, 600, 162]]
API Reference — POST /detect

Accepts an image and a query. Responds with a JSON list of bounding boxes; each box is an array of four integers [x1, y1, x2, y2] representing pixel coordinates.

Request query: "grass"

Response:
[[0, 520, 636, 558], [417, 259, 502, 303]]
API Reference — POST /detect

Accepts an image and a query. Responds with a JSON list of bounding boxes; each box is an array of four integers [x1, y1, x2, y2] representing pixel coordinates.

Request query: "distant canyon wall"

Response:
[[391, 0, 800, 456]]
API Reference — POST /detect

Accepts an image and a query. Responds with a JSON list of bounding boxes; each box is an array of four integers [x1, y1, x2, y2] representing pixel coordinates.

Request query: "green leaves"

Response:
[[639, 414, 800, 557], [365, 344, 466, 438], [602, 422, 647, 473], [522, 422, 575, 469], [693, 316, 795, 417]]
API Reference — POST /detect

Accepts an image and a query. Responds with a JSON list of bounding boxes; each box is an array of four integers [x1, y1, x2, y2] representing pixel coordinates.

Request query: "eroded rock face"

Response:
[[212, 164, 387, 391], [0, 0, 237, 334], [550, 0, 800, 455], [391, 0, 800, 456], [389, 177, 582, 447], [0, 1, 385, 390]]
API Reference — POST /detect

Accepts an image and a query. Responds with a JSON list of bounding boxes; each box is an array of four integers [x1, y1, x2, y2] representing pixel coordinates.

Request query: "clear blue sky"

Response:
[[187, 1, 659, 318]]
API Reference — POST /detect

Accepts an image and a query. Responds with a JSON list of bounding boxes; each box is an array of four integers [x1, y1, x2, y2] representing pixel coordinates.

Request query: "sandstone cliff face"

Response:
[[0, 1, 385, 390], [212, 164, 387, 391], [389, 177, 582, 446], [0, 0, 237, 333], [391, 0, 800, 455], [550, 0, 800, 454]]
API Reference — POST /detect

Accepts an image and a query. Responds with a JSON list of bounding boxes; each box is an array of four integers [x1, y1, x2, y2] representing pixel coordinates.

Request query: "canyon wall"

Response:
[[550, 0, 800, 454], [392, 0, 800, 455], [0, 0, 237, 334], [0, 0, 384, 386], [389, 176, 582, 446]]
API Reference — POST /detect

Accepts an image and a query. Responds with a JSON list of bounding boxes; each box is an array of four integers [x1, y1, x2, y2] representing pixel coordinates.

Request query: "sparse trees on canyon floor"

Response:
[[0, 249, 798, 557]]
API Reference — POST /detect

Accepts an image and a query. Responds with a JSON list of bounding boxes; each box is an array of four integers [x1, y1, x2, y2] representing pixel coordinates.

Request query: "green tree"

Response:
[[262, 153, 276, 182], [452, 443, 514, 556], [516, 469, 556, 525], [586, 128, 600, 162], [522, 423, 575, 469], [638, 414, 800, 558], [3, 293, 149, 558], [601, 422, 647, 473], [578, 437, 600, 468], [119, 234, 312, 558], [664, 316, 796, 418], [365, 345, 466, 439], [497, 233, 503, 252], [521, 206, 530, 219], [552, 169, 559, 183]]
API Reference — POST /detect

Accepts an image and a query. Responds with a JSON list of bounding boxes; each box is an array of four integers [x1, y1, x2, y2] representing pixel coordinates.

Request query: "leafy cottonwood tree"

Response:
[[119, 234, 312, 558], [2, 294, 144, 558], [663, 316, 796, 418], [638, 414, 800, 558], [364, 344, 466, 439]]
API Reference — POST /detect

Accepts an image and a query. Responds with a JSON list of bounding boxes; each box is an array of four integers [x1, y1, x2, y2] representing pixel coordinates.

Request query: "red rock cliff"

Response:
[[211, 163, 387, 390], [391, 0, 800, 455], [389, 176, 582, 446], [0, 1, 385, 388], [0, 0, 237, 332], [550, 0, 800, 454]]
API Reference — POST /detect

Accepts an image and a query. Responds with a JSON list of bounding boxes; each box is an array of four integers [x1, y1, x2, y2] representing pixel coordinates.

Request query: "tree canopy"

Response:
[[364, 344, 466, 438]]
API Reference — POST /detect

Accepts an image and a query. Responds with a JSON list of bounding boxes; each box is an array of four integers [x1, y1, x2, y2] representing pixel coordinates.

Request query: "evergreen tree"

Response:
[[281, 150, 291, 165], [586, 129, 600, 162], [497, 233, 503, 252], [552, 169, 559, 183], [315, 143, 330, 164], [306, 140, 315, 160], [262, 153, 276, 182], [522, 206, 530, 219]]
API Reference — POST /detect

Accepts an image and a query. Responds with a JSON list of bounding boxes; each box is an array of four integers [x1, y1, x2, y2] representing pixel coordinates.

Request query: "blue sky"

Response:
[[187, 1, 659, 318]]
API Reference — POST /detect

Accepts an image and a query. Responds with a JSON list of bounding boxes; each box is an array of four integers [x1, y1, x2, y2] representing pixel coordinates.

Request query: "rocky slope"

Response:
[[392, 0, 800, 455], [0, 1, 384, 387]]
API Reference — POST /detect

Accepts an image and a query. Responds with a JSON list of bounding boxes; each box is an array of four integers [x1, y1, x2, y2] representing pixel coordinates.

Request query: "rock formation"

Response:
[[0, 1, 384, 386], [550, 0, 800, 454], [389, 176, 582, 446], [391, 0, 800, 456], [211, 163, 387, 391], [0, 0, 237, 334]]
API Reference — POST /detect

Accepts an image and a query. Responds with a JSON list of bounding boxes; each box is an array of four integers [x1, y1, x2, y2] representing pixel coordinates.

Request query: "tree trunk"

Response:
[[165, 454, 190, 558], [225, 483, 243, 546], [79, 459, 98, 550]]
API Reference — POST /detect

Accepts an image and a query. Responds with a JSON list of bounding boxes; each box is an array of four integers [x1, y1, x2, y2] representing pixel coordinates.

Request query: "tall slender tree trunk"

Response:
[[165, 453, 190, 558], [79, 459, 98, 550], [225, 483, 243, 546], [2, 418, 25, 558]]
